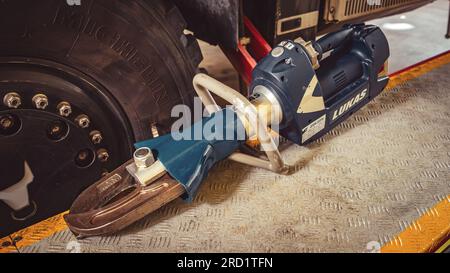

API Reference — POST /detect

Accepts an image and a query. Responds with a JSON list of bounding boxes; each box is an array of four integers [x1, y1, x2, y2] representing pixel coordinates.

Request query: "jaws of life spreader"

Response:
[[64, 24, 390, 237]]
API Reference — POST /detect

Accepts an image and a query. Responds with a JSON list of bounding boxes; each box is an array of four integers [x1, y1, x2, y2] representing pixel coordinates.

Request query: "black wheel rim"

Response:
[[0, 57, 134, 236]]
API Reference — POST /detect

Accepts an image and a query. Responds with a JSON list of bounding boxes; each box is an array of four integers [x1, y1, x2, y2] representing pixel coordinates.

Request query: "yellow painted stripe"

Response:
[[380, 51, 450, 253], [386, 50, 450, 89], [1, 51, 450, 253], [436, 239, 450, 253], [381, 195, 450, 253], [0, 211, 68, 253]]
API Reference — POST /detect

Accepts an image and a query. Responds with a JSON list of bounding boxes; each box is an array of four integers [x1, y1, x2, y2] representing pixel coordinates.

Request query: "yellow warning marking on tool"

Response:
[[381, 195, 450, 253], [1, 51, 449, 253], [297, 75, 325, 114]]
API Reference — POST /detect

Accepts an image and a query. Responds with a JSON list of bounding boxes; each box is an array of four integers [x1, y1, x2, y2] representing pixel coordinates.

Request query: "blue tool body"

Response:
[[136, 24, 389, 200], [135, 108, 245, 201]]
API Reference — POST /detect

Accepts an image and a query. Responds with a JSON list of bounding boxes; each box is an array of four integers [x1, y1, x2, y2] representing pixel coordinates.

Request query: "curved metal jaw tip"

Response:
[[64, 159, 185, 238]]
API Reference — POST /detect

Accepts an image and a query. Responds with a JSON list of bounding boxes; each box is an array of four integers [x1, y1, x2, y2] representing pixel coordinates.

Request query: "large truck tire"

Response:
[[0, 0, 202, 237]]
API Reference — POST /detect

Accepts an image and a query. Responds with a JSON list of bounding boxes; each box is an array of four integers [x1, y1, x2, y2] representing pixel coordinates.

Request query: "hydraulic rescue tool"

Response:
[[65, 24, 390, 237]]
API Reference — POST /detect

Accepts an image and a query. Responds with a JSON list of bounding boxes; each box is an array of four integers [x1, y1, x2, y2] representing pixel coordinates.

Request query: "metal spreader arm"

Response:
[[193, 73, 289, 174]]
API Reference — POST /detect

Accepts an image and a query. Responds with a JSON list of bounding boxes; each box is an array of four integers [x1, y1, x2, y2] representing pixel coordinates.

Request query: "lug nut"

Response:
[[3, 92, 22, 109], [47, 120, 69, 141], [0, 115, 13, 130], [75, 114, 90, 128], [32, 94, 49, 110], [77, 150, 89, 161], [133, 147, 155, 169], [90, 130, 103, 144], [75, 149, 95, 168], [0, 114, 21, 136], [97, 149, 109, 162], [57, 102, 72, 117]]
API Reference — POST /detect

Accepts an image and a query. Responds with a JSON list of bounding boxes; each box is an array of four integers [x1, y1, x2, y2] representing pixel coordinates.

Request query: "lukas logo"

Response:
[[332, 89, 368, 121]]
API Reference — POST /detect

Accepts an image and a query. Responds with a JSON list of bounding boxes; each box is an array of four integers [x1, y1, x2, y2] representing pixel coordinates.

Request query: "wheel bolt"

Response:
[[3, 92, 22, 109], [0, 115, 13, 130], [90, 130, 103, 144], [57, 102, 72, 117], [75, 114, 90, 129], [97, 149, 109, 162], [75, 149, 95, 168], [32, 94, 49, 110], [78, 150, 89, 161], [46, 120, 69, 141]]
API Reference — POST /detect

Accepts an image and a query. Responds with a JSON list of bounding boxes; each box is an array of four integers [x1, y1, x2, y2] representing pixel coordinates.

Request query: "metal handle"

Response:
[[192, 73, 289, 174]]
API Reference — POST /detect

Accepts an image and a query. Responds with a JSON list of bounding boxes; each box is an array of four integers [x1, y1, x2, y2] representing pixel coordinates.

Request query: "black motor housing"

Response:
[[316, 52, 364, 101]]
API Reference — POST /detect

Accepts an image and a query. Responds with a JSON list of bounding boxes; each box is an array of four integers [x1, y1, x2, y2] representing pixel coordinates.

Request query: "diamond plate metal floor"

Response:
[[13, 60, 450, 253]]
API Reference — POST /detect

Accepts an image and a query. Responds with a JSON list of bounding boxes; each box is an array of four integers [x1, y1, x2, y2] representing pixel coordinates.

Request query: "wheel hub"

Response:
[[0, 58, 134, 236]]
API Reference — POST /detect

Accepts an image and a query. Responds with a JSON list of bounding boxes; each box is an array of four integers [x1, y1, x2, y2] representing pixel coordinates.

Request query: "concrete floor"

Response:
[[199, 0, 450, 87], [369, 0, 450, 72]]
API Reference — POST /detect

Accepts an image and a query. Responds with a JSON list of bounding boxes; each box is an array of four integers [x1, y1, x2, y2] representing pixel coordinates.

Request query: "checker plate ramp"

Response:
[[1, 52, 449, 253]]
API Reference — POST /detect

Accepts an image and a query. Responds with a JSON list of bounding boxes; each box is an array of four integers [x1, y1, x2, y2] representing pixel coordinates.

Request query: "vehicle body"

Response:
[[176, 0, 433, 48]]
